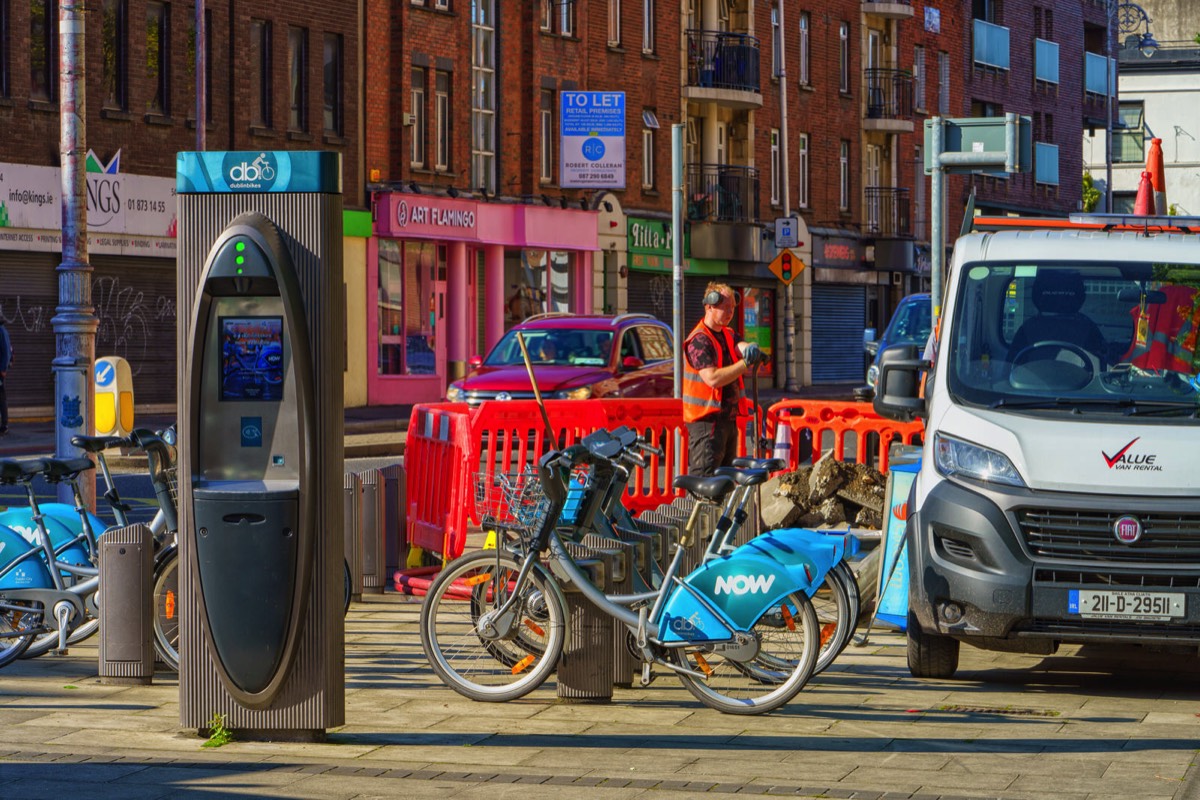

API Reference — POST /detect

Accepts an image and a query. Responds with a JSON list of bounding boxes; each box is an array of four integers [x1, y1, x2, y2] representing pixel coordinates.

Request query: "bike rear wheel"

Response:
[[152, 547, 180, 671], [670, 590, 819, 714], [420, 549, 565, 702], [0, 598, 42, 667]]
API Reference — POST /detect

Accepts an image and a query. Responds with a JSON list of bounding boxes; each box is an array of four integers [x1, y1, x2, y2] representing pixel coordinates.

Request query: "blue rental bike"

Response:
[[421, 427, 835, 714]]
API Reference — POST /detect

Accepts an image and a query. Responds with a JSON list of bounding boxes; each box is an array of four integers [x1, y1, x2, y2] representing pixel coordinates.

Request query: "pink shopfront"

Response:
[[369, 192, 598, 405]]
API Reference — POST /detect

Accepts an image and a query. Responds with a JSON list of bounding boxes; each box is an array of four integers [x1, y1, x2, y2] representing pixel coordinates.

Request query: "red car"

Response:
[[445, 313, 675, 405]]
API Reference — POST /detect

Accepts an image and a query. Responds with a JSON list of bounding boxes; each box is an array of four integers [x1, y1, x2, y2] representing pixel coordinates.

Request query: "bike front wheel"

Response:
[[670, 590, 819, 715], [0, 598, 42, 667], [420, 549, 566, 703]]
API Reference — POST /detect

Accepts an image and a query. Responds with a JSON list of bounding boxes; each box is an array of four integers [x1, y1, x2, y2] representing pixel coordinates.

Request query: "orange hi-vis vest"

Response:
[[682, 321, 743, 423]]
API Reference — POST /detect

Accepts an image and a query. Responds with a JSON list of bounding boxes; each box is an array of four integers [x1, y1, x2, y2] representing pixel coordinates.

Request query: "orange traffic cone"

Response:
[[1146, 137, 1167, 215], [1134, 170, 1155, 216]]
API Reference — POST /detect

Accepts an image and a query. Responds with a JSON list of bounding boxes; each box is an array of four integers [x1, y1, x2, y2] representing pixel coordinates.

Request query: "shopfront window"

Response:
[[377, 240, 444, 376], [741, 287, 775, 377], [504, 249, 576, 327]]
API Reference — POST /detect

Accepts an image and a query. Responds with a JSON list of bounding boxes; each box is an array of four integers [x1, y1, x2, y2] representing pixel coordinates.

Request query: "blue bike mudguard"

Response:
[[39, 503, 109, 542], [0, 524, 55, 589], [738, 528, 846, 586], [0, 509, 93, 570], [659, 527, 830, 643]]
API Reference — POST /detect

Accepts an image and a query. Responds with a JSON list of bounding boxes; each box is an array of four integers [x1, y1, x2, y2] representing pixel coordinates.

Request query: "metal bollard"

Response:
[[381, 463, 406, 577], [582, 535, 637, 689], [98, 523, 154, 684], [343, 471, 363, 603], [359, 468, 386, 594], [556, 544, 613, 704]]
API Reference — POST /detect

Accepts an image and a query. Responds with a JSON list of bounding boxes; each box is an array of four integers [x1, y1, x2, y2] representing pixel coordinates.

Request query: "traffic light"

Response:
[[769, 248, 803, 285], [780, 251, 793, 283]]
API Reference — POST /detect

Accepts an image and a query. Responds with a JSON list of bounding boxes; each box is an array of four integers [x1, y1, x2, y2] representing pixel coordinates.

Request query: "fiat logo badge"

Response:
[[496, 392, 512, 401], [1113, 515, 1143, 544]]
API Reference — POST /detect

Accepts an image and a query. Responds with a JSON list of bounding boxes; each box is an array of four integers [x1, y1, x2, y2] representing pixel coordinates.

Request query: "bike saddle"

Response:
[[714, 466, 769, 486], [0, 458, 49, 483], [731, 457, 787, 472], [71, 434, 127, 453], [672, 474, 735, 502], [41, 457, 96, 482]]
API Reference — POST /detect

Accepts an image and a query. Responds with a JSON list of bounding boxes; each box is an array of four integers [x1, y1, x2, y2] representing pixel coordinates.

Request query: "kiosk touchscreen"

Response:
[[187, 211, 315, 705]]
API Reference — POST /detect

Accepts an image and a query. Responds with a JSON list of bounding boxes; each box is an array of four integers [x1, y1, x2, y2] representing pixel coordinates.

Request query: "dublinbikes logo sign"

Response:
[[222, 152, 279, 191]]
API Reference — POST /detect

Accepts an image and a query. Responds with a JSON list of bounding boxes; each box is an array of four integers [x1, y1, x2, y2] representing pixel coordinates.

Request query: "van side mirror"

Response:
[[873, 345, 929, 423]]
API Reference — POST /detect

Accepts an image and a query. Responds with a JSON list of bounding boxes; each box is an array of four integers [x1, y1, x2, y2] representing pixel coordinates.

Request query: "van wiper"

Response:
[[990, 397, 1199, 417]]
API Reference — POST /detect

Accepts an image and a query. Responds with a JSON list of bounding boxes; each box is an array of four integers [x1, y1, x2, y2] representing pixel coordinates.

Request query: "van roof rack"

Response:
[[970, 214, 1200, 234]]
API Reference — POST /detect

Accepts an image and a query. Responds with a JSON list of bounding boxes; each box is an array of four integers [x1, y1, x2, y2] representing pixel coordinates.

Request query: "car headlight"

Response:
[[555, 386, 593, 400], [446, 384, 464, 402], [933, 432, 1026, 487]]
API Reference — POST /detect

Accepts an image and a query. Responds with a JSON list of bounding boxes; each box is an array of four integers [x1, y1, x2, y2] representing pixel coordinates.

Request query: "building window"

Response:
[[472, 0, 496, 193], [540, 0, 552, 31], [838, 22, 849, 94], [101, 0, 127, 111], [146, 2, 170, 115], [323, 32, 344, 135], [770, 128, 780, 205], [288, 27, 308, 131], [607, 0, 619, 46], [410, 68, 425, 168], [30, 0, 56, 102], [913, 46, 925, 111], [434, 0, 448, 8], [839, 140, 850, 211], [642, 127, 654, 189], [540, 90, 553, 183], [435, 70, 450, 171], [771, 6, 780, 78], [797, 132, 809, 209], [798, 12, 809, 86], [642, 0, 654, 53], [250, 18, 271, 126], [560, 0, 575, 36], [1115, 102, 1144, 163], [937, 51, 950, 114]]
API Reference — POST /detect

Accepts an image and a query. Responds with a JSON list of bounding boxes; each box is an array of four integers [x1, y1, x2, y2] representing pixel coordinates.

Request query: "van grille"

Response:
[[1013, 618, 1200, 640], [1017, 509, 1200, 563]]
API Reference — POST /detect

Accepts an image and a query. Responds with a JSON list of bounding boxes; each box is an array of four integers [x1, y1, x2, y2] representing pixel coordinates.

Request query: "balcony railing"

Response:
[[1035, 38, 1059, 84], [973, 19, 1010, 70], [1035, 143, 1059, 186], [687, 163, 760, 224], [864, 187, 912, 238], [686, 30, 761, 94], [865, 68, 913, 120], [1084, 51, 1115, 96]]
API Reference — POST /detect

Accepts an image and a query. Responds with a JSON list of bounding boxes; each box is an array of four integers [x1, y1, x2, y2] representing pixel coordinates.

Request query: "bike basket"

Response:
[[473, 470, 551, 540], [163, 466, 179, 508]]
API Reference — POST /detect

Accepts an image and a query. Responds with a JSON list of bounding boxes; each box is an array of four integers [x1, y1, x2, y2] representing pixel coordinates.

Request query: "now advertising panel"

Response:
[[560, 91, 626, 190]]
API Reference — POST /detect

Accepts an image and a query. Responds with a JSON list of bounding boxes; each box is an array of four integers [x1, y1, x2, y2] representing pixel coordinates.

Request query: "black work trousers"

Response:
[[686, 413, 739, 477]]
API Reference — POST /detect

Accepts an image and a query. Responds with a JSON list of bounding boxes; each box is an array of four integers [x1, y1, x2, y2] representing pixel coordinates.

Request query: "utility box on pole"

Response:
[[175, 151, 345, 741]]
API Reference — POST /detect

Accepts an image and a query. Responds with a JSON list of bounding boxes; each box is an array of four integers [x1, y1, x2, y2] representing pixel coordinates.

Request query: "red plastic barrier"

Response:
[[765, 400, 924, 473], [404, 403, 475, 561]]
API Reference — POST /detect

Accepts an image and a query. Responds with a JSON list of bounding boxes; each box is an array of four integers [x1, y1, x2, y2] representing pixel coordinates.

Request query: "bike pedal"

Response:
[[639, 663, 656, 687]]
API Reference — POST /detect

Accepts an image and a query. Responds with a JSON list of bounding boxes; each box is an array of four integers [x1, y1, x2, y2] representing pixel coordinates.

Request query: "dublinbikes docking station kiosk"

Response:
[[176, 151, 344, 739]]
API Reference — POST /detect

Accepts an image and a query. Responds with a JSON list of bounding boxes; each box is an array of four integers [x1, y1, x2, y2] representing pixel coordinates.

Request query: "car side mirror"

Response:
[[873, 344, 930, 422], [468, 355, 483, 369], [622, 355, 644, 370]]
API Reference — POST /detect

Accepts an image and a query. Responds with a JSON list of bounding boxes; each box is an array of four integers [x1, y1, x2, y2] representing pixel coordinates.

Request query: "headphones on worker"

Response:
[[704, 289, 723, 307]]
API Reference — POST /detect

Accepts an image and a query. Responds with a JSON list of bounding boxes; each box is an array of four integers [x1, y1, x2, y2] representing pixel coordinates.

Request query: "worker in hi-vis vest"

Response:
[[682, 282, 767, 475]]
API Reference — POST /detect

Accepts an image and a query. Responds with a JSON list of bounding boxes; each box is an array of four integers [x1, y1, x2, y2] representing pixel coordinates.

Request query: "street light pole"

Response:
[[1105, 1, 1115, 213]]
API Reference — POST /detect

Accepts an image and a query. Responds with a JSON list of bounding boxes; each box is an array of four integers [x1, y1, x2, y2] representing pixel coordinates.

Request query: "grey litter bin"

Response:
[[343, 471, 363, 603], [557, 543, 613, 704], [381, 463, 406, 579], [359, 468, 386, 594], [99, 523, 154, 684]]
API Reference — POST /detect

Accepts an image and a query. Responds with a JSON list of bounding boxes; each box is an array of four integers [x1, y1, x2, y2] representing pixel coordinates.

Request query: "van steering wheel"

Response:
[[1009, 341, 1100, 391]]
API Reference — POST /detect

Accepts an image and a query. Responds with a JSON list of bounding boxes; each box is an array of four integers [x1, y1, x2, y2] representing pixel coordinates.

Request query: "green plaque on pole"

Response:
[[923, 116, 1032, 175]]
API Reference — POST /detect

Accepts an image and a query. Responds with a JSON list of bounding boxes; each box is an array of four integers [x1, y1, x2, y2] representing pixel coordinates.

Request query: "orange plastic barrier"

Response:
[[404, 403, 475, 560], [765, 400, 924, 473]]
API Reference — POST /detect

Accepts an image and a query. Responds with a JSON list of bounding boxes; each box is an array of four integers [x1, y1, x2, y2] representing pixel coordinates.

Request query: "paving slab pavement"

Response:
[[1, 592, 1198, 799]]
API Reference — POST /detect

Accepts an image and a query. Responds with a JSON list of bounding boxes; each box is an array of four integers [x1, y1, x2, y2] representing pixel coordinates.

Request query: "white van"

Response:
[[874, 215, 1200, 678]]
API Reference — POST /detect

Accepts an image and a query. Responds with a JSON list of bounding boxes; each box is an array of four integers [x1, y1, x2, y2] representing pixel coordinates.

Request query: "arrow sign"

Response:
[[95, 360, 115, 388]]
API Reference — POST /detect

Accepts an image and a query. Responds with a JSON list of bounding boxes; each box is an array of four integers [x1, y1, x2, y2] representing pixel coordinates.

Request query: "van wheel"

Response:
[[906, 611, 959, 679]]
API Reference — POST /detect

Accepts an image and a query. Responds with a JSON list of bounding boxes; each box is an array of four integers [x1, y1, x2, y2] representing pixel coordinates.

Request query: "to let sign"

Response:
[[560, 92, 626, 189]]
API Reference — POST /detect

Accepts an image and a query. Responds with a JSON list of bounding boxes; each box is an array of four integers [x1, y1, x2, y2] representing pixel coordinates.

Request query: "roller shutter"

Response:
[[627, 271, 710, 334], [811, 284, 867, 383]]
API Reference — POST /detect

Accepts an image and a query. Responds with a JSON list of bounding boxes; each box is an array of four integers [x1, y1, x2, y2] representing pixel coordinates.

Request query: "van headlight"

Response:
[[933, 432, 1026, 487], [555, 386, 593, 400], [446, 384, 464, 402], [867, 364, 880, 388]]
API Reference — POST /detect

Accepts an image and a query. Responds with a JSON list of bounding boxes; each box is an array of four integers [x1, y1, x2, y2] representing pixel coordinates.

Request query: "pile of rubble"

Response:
[[759, 451, 887, 531]]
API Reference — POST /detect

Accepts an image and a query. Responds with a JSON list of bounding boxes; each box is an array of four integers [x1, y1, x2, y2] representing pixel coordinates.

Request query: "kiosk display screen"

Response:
[[220, 316, 285, 401]]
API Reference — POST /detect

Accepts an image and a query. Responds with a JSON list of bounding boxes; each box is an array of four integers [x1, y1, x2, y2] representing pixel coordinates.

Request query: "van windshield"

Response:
[[946, 261, 1200, 416], [485, 328, 614, 367]]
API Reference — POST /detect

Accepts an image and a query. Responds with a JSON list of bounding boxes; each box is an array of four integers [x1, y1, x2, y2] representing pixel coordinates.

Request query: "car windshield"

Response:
[[946, 261, 1200, 417], [485, 328, 614, 367], [886, 298, 933, 347]]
